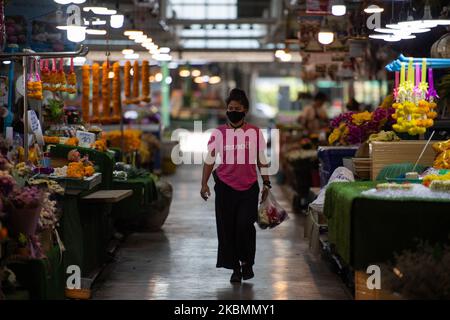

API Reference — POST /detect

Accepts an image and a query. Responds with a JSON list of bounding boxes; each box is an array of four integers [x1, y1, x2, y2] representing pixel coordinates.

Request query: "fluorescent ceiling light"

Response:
[[125, 53, 140, 60], [83, 7, 117, 15], [153, 53, 172, 61], [92, 19, 107, 26], [134, 35, 148, 43], [122, 49, 134, 55], [364, 5, 384, 13], [86, 29, 107, 35], [159, 47, 170, 54], [124, 30, 143, 37]]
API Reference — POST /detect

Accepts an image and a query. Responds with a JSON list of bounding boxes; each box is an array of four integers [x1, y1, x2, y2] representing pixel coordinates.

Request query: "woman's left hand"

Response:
[[260, 187, 269, 204]]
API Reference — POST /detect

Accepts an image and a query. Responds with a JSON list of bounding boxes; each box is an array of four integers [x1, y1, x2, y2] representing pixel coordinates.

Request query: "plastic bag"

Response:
[[257, 191, 289, 229]]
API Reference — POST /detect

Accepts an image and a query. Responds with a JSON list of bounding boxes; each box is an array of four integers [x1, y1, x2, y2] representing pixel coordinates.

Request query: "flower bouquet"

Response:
[[7, 186, 42, 236], [328, 105, 395, 146]]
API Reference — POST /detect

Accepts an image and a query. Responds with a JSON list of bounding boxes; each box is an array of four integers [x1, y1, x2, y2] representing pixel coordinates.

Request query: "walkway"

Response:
[[93, 164, 349, 299]]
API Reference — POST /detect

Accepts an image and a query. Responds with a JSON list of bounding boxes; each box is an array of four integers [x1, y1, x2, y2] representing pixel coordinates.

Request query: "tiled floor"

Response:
[[93, 164, 350, 300]]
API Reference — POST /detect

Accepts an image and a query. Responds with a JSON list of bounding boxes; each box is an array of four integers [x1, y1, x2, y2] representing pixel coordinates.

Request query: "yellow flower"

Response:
[[351, 111, 372, 125], [328, 128, 341, 145]]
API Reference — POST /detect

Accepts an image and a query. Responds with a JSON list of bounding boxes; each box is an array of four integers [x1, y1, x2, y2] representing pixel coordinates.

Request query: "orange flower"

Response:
[[67, 162, 85, 179], [84, 165, 95, 177], [65, 137, 79, 146]]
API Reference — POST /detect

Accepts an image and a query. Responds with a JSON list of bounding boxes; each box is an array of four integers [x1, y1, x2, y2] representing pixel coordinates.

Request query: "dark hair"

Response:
[[226, 88, 249, 109], [314, 92, 328, 102]]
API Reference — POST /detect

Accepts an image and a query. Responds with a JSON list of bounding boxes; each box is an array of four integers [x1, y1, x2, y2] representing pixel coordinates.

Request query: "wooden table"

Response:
[[81, 190, 133, 203]]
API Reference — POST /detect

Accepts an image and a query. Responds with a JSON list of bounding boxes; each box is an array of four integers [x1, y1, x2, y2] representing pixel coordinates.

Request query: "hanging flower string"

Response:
[[27, 58, 43, 100], [426, 68, 439, 101], [393, 71, 399, 102], [66, 57, 76, 94], [392, 58, 437, 136]]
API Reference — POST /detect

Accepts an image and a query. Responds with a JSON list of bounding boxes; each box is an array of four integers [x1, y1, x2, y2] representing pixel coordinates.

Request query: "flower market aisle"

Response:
[[92, 164, 350, 300]]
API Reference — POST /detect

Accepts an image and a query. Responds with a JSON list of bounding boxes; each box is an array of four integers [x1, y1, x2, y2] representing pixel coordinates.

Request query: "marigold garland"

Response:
[[132, 60, 140, 103], [124, 61, 131, 103], [81, 64, 90, 123], [112, 62, 121, 123], [66, 58, 77, 94], [141, 60, 150, 103], [92, 63, 100, 123], [101, 61, 111, 123]]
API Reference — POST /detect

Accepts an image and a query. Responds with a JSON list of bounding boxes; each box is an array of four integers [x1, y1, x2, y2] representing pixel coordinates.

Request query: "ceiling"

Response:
[[82, 0, 288, 53]]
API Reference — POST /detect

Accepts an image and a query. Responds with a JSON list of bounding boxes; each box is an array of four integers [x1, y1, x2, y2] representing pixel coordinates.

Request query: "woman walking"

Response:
[[200, 88, 271, 283]]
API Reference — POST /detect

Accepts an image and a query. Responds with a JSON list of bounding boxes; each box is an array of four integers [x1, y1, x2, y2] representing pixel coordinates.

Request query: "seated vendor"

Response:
[[298, 92, 329, 134]]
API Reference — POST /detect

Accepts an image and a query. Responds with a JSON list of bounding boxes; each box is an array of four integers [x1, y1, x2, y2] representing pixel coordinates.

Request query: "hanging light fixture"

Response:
[[86, 29, 107, 35], [331, 0, 346, 17], [398, 1, 437, 28], [83, 7, 117, 15], [110, 14, 124, 28], [124, 30, 143, 37], [122, 48, 134, 55], [191, 69, 201, 77], [318, 18, 334, 45], [364, 4, 384, 13], [66, 26, 87, 42], [179, 69, 191, 77]]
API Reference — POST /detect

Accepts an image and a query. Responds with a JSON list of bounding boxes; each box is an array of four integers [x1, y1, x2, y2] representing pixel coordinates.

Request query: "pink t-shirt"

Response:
[[207, 123, 266, 191]]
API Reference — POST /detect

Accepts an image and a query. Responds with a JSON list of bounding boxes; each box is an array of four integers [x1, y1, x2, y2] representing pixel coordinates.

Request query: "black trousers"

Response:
[[213, 171, 260, 270]]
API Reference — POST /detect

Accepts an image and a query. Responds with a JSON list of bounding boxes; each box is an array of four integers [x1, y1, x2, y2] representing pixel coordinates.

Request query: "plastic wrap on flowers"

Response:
[[257, 191, 289, 229]]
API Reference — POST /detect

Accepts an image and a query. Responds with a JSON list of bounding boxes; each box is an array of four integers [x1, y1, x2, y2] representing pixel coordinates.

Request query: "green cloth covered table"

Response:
[[49, 144, 115, 189], [111, 176, 158, 225], [8, 245, 65, 300], [59, 187, 113, 277], [324, 181, 450, 269]]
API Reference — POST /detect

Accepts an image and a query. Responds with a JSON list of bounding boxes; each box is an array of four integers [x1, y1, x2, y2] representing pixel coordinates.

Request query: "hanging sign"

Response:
[[27, 110, 44, 145], [76, 130, 96, 148]]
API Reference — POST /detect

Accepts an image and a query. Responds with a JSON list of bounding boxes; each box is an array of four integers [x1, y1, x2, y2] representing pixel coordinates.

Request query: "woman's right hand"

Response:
[[200, 185, 211, 201]]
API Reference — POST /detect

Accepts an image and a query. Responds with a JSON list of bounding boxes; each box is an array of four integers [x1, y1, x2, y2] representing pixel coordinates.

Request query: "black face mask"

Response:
[[226, 111, 246, 124]]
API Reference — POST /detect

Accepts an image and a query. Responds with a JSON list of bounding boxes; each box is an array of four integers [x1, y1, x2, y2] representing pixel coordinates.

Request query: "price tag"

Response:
[[76, 130, 96, 148], [27, 110, 44, 145]]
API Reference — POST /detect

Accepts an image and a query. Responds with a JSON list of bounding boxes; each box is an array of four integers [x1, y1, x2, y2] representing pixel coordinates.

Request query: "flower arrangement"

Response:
[[81, 64, 90, 123], [104, 129, 141, 153], [0, 171, 15, 196], [39, 191, 57, 230], [91, 139, 107, 152], [8, 186, 42, 210], [65, 137, 79, 147], [0, 154, 12, 172], [432, 139, 450, 169], [391, 62, 438, 136], [328, 105, 395, 145], [67, 162, 85, 179], [44, 136, 60, 144]]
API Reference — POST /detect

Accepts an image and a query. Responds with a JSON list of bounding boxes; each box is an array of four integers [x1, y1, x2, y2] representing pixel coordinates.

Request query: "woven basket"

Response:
[[65, 288, 91, 300]]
